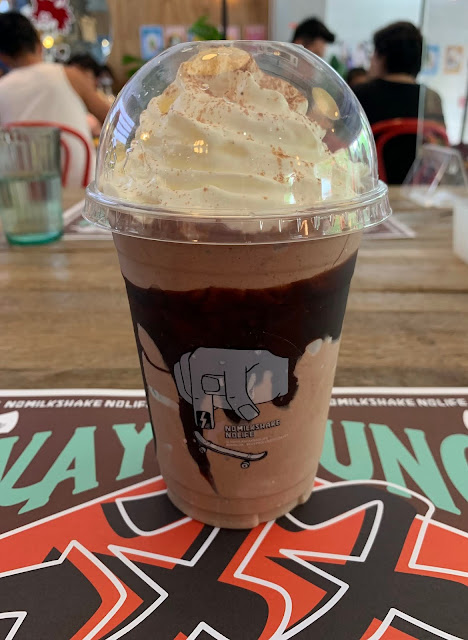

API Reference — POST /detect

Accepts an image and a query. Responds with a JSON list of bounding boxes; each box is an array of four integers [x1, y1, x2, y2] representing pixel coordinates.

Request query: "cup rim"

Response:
[[86, 180, 389, 222]]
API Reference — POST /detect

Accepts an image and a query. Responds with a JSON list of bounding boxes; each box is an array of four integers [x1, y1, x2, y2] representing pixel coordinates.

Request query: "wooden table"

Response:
[[1, 188, 467, 389]]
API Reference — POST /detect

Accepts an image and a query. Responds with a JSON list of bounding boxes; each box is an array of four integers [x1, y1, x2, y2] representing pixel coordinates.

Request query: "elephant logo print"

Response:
[[174, 348, 289, 467]]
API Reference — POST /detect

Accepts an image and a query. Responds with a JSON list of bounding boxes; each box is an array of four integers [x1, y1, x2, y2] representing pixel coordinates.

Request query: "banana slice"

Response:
[[180, 47, 254, 77], [157, 84, 180, 115], [312, 87, 340, 121]]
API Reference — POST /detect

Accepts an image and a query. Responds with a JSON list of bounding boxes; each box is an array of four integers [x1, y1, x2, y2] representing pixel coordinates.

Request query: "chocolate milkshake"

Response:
[[85, 42, 390, 527]]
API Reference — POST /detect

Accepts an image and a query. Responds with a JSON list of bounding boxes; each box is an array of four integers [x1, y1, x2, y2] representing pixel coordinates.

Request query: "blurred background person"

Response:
[[0, 60, 8, 79], [0, 12, 110, 185], [292, 17, 335, 58], [354, 21, 446, 184], [67, 53, 102, 87], [67, 54, 115, 137], [347, 67, 369, 89], [67, 54, 115, 99]]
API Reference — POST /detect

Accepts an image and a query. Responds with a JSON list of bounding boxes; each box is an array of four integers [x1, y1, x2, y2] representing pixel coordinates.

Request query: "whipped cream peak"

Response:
[[102, 46, 364, 212]]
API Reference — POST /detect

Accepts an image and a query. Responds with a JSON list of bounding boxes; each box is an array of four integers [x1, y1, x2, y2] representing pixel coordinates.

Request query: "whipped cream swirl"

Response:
[[103, 46, 361, 212]]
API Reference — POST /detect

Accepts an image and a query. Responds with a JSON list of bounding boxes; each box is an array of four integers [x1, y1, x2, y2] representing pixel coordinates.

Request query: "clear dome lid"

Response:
[[85, 41, 391, 243]]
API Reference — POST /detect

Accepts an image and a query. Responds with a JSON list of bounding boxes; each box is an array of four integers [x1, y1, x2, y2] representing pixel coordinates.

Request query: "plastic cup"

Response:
[[85, 41, 391, 528], [0, 127, 63, 245]]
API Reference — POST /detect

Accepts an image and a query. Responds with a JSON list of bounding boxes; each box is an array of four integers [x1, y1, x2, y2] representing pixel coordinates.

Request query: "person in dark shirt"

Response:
[[354, 21, 446, 184]]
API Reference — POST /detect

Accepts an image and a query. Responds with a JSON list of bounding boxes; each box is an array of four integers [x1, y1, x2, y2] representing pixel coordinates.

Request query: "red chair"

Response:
[[6, 121, 93, 188], [371, 118, 449, 183]]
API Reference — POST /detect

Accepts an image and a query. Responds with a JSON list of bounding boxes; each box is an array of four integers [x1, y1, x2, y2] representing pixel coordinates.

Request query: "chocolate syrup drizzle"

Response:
[[124, 251, 357, 487]]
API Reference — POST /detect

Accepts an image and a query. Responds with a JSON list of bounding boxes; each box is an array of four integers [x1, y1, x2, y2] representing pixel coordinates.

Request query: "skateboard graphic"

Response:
[[194, 431, 267, 468], [174, 348, 289, 467]]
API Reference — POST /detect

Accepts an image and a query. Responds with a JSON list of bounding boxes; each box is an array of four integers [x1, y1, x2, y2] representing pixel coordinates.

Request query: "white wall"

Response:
[[270, 0, 467, 142], [324, 0, 421, 48], [420, 0, 468, 143], [270, 0, 327, 43], [270, 0, 421, 46]]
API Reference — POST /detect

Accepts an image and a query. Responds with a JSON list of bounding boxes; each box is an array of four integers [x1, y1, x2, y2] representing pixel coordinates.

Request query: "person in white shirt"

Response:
[[0, 12, 110, 186]]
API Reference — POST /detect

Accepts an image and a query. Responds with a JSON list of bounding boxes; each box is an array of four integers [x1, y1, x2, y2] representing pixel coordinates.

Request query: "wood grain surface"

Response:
[[1, 188, 467, 389]]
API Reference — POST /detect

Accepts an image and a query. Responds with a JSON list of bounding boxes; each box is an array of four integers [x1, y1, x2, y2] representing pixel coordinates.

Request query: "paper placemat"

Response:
[[364, 216, 415, 239], [0, 388, 466, 638], [63, 201, 415, 241], [63, 200, 110, 240]]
